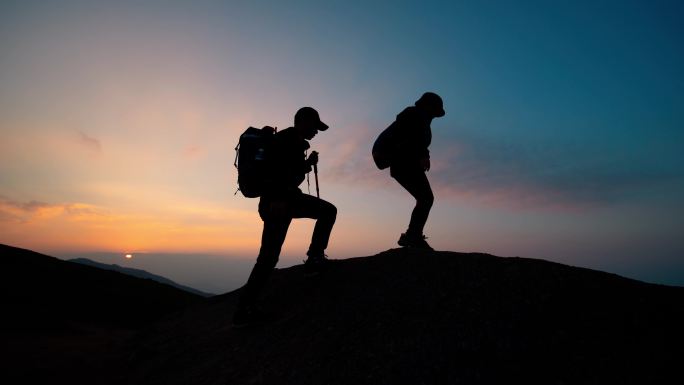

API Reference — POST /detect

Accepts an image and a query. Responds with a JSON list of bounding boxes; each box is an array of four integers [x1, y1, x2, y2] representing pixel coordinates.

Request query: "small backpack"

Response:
[[372, 126, 396, 170], [234, 126, 277, 197]]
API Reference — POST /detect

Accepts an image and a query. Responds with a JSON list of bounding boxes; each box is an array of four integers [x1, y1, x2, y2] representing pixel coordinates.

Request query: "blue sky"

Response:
[[1, 0, 683, 291]]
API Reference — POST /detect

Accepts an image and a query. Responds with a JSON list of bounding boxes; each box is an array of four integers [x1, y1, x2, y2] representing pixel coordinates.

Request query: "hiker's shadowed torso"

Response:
[[263, 127, 312, 198], [388, 106, 432, 170]]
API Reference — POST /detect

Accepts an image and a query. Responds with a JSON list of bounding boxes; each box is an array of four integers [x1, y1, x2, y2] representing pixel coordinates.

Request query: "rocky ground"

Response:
[[120, 248, 684, 385]]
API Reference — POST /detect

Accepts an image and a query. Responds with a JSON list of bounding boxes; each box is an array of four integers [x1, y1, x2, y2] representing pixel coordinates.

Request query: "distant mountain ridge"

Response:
[[69, 257, 214, 297]]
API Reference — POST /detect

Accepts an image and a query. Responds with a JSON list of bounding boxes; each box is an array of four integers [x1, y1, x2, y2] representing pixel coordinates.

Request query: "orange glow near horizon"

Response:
[[0, 188, 411, 259], [0, 196, 267, 255]]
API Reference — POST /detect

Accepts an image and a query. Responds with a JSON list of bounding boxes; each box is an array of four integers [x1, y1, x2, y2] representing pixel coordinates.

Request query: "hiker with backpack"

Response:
[[233, 107, 337, 326], [372, 92, 445, 250]]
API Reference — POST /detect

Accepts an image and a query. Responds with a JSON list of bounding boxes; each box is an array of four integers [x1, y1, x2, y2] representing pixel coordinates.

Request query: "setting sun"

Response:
[[125, 254, 133, 259]]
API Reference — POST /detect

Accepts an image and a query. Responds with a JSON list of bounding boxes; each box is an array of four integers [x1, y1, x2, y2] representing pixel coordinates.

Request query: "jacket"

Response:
[[262, 127, 312, 198], [386, 106, 432, 169]]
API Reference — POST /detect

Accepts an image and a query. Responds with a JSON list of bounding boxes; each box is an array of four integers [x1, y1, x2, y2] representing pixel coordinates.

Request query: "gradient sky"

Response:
[[2, 0, 683, 292]]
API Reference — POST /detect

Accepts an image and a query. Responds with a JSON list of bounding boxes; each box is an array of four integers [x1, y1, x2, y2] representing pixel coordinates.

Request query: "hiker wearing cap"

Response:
[[233, 107, 337, 326], [376, 92, 445, 250]]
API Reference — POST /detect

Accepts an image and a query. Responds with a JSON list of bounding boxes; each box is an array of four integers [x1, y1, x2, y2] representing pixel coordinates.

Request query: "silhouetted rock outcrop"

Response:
[[123, 248, 684, 385]]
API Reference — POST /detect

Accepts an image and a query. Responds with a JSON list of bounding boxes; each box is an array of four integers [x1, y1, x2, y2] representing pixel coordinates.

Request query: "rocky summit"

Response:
[[123, 248, 684, 385]]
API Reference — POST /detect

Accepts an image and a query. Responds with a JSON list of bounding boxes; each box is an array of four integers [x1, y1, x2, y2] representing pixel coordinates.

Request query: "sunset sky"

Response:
[[2, 0, 683, 292]]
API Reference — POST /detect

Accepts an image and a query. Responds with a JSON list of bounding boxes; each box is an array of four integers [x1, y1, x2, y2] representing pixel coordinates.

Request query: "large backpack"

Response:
[[234, 126, 277, 197]]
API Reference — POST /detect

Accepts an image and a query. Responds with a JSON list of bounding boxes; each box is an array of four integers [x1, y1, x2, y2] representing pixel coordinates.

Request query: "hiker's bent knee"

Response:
[[321, 201, 337, 220], [426, 191, 434, 206]]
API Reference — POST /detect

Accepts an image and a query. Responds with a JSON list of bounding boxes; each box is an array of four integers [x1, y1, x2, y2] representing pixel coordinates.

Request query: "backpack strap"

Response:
[[233, 141, 240, 169]]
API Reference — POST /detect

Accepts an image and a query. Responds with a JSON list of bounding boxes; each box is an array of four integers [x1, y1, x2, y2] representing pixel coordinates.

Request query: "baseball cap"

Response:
[[294, 107, 329, 131], [415, 92, 445, 117]]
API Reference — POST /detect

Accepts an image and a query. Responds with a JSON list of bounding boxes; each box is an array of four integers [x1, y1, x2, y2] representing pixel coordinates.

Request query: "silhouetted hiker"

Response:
[[233, 107, 337, 327], [373, 92, 445, 250]]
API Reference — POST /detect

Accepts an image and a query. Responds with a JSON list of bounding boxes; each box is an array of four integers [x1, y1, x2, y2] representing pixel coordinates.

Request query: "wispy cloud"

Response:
[[0, 196, 107, 223], [183, 145, 204, 160], [319, 126, 682, 210], [77, 130, 102, 156], [317, 126, 387, 187], [0, 195, 262, 253], [431, 132, 682, 209]]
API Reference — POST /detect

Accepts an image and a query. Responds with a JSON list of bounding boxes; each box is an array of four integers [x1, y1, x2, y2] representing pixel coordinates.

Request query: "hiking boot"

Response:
[[304, 252, 331, 276], [398, 232, 434, 250], [232, 305, 265, 328]]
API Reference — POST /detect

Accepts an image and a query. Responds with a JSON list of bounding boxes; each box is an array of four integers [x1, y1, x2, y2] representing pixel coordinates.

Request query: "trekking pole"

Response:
[[313, 164, 320, 198]]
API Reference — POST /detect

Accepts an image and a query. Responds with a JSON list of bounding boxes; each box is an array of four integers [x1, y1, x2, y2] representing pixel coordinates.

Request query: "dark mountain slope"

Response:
[[0, 244, 202, 385], [69, 257, 214, 297], [1, 244, 201, 330], [124, 248, 684, 385]]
